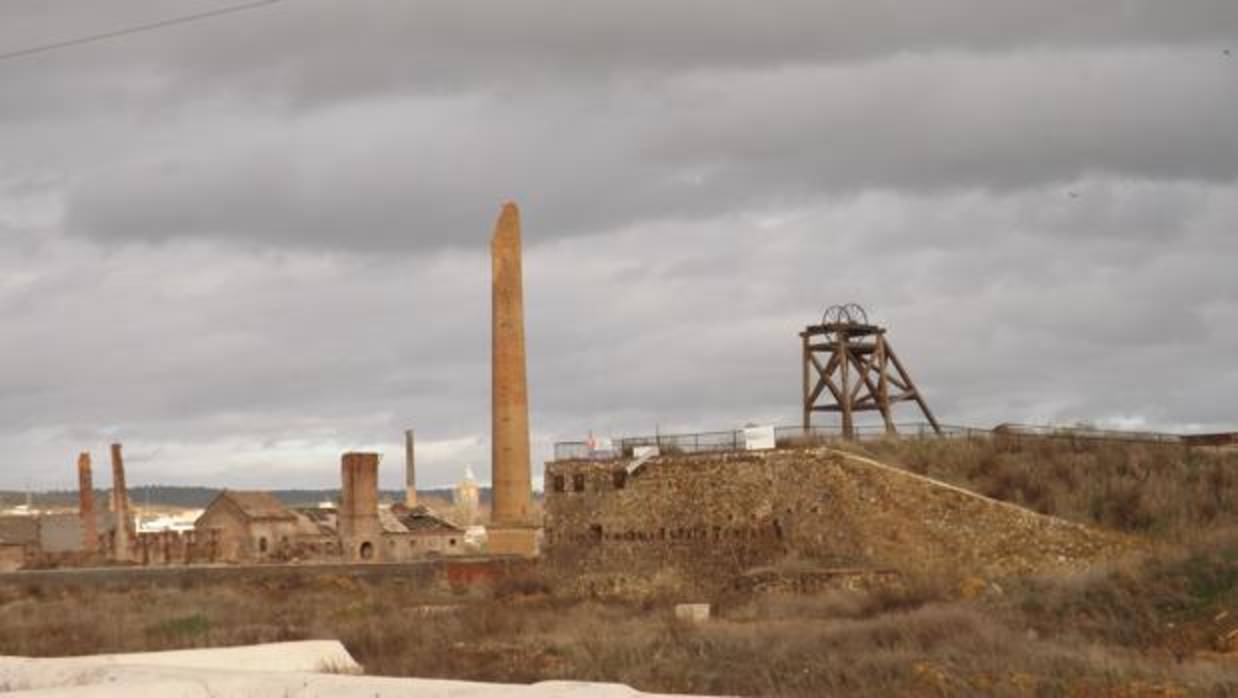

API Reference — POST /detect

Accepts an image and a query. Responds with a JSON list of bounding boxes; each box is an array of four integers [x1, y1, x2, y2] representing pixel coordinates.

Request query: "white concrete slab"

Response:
[[0, 642, 714, 697], [72, 639, 361, 672]]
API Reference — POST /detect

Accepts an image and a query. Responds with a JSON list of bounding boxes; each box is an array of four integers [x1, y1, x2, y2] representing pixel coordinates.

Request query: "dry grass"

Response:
[[2, 439, 1237, 696], [852, 437, 1237, 539], [2, 539, 1237, 697]]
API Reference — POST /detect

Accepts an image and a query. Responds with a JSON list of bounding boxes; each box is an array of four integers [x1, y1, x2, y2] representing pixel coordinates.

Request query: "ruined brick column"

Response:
[[404, 429, 417, 508], [77, 452, 98, 554], [339, 452, 382, 562], [488, 202, 538, 555], [110, 443, 132, 561]]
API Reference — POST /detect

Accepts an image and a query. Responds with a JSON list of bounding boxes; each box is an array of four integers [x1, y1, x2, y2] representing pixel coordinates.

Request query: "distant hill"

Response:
[[0, 486, 516, 510]]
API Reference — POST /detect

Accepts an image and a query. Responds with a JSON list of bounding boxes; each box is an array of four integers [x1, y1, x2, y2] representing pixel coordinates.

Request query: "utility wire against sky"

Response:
[[0, 0, 287, 63]]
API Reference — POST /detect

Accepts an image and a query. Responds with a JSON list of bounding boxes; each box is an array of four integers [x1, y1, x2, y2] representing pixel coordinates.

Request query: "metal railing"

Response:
[[990, 423, 1183, 445], [554, 423, 975, 461], [552, 422, 1187, 461]]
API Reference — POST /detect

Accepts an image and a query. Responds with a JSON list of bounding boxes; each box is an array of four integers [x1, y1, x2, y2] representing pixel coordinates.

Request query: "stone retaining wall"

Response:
[[544, 448, 1131, 594]]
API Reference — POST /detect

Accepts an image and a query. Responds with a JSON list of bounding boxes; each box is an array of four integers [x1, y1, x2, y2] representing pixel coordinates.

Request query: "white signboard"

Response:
[[587, 436, 614, 455], [744, 425, 776, 450], [633, 445, 660, 459]]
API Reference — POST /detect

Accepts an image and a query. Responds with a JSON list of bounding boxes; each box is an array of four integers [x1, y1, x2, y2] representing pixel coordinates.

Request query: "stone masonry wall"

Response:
[[544, 448, 1131, 594]]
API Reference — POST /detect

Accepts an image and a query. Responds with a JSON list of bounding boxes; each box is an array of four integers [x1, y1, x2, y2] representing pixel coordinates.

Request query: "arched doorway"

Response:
[[359, 541, 374, 560]]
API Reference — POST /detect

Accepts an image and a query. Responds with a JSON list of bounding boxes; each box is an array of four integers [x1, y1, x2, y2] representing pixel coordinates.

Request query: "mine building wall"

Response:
[[383, 530, 465, 561], [544, 452, 800, 594], [38, 513, 104, 553], [544, 448, 1128, 595], [196, 507, 310, 562], [134, 529, 221, 566]]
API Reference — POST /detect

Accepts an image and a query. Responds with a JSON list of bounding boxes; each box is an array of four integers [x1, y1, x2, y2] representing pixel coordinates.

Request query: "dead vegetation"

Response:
[[1, 535, 1236, 696], [850, 436, 1237, 539], [0, 438, 1236, 696]]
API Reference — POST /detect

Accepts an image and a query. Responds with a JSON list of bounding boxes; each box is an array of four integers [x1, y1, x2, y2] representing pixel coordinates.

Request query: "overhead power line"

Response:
[[0, 0, 286, 63]]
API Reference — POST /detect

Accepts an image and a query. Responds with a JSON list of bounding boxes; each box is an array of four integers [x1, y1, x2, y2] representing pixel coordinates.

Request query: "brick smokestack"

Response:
[[77, 452, 98, 553], [339, 452, 381, 561], [404, 429, 416, 508], [490, 202, 533, 526], [110, 443, 131, 561]]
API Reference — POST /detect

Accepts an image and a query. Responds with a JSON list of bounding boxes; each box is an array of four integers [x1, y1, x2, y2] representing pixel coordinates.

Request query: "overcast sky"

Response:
[[1, 1, 1236, 492]]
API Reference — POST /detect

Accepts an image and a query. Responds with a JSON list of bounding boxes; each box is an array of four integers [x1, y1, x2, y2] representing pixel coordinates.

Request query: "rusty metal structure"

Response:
[[801, 303, 941, 439]]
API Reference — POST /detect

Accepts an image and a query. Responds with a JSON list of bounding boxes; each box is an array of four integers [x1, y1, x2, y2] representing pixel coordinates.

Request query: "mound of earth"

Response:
[[545, 447, 1136, 594], [802, 449, 1136, 576]]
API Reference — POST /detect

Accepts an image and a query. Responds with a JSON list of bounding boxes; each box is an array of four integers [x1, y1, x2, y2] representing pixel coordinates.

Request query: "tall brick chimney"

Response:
[[77, 452, 98, 554], [404, 429, 417, 508], [490, 202, 533, 526], [487, 202, 539, 556], [339, 452, 381, 562], [110, 443, 132, 561]]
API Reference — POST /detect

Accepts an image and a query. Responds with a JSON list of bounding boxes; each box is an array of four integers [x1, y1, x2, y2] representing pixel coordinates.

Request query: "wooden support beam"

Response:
[[808, 353, 844, 404], [801, 316, 942, 438], [811, 403, 902, 413], [837, 330, 853, 438], [801, 332, 810, 430], [886, 345, 943, 435], [808, 342, 878, 354], [876, 334, 894, 434]]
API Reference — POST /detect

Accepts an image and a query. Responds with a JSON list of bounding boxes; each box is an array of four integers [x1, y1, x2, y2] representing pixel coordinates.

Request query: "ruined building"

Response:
[[543, 308, 1127, 594], [544, 447, 1129, 595], [386, 504, 467, 558], [192, 451, 465, 564], [3, 441, 466, 571], [196, 490, 333, 561], [0, 444, 213, 569]]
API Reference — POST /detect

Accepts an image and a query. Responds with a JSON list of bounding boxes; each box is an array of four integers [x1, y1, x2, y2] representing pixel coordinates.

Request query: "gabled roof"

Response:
[[293, 506, 336, 525], [390, 505, 464, 534], [378, 507, 409, 534], [291, 507, 338, 536], [209, 490, 296, 521]]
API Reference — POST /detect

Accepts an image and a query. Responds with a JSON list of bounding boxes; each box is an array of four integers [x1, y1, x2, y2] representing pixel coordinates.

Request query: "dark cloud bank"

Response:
[[0, 1, 1235, 489]]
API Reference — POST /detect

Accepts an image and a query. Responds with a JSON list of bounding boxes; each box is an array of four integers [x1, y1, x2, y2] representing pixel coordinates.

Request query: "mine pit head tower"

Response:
[[801, 303, 942, 439]]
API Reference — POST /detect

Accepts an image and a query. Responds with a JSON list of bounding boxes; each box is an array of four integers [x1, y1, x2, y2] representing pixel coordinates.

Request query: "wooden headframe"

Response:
[[801, 306, 941, 438]]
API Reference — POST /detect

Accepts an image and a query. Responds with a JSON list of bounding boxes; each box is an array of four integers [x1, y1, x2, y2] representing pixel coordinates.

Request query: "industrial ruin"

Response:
[[801, 304, 941, 437], [1, 439, 469, 571], [4, 204, 1230, 592], [486, 202, 539, 556], [543, 446, 1134, 596], [540, 306, 1140, 595], [1, 203, 538, 572]]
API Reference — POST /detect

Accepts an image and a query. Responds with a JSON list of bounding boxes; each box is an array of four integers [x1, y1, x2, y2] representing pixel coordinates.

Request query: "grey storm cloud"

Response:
[[0, 1, 1236, 490], [55, 50, 1238, 250], [5, 2, 1238, 96], [0, 1, 1234, 251]]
